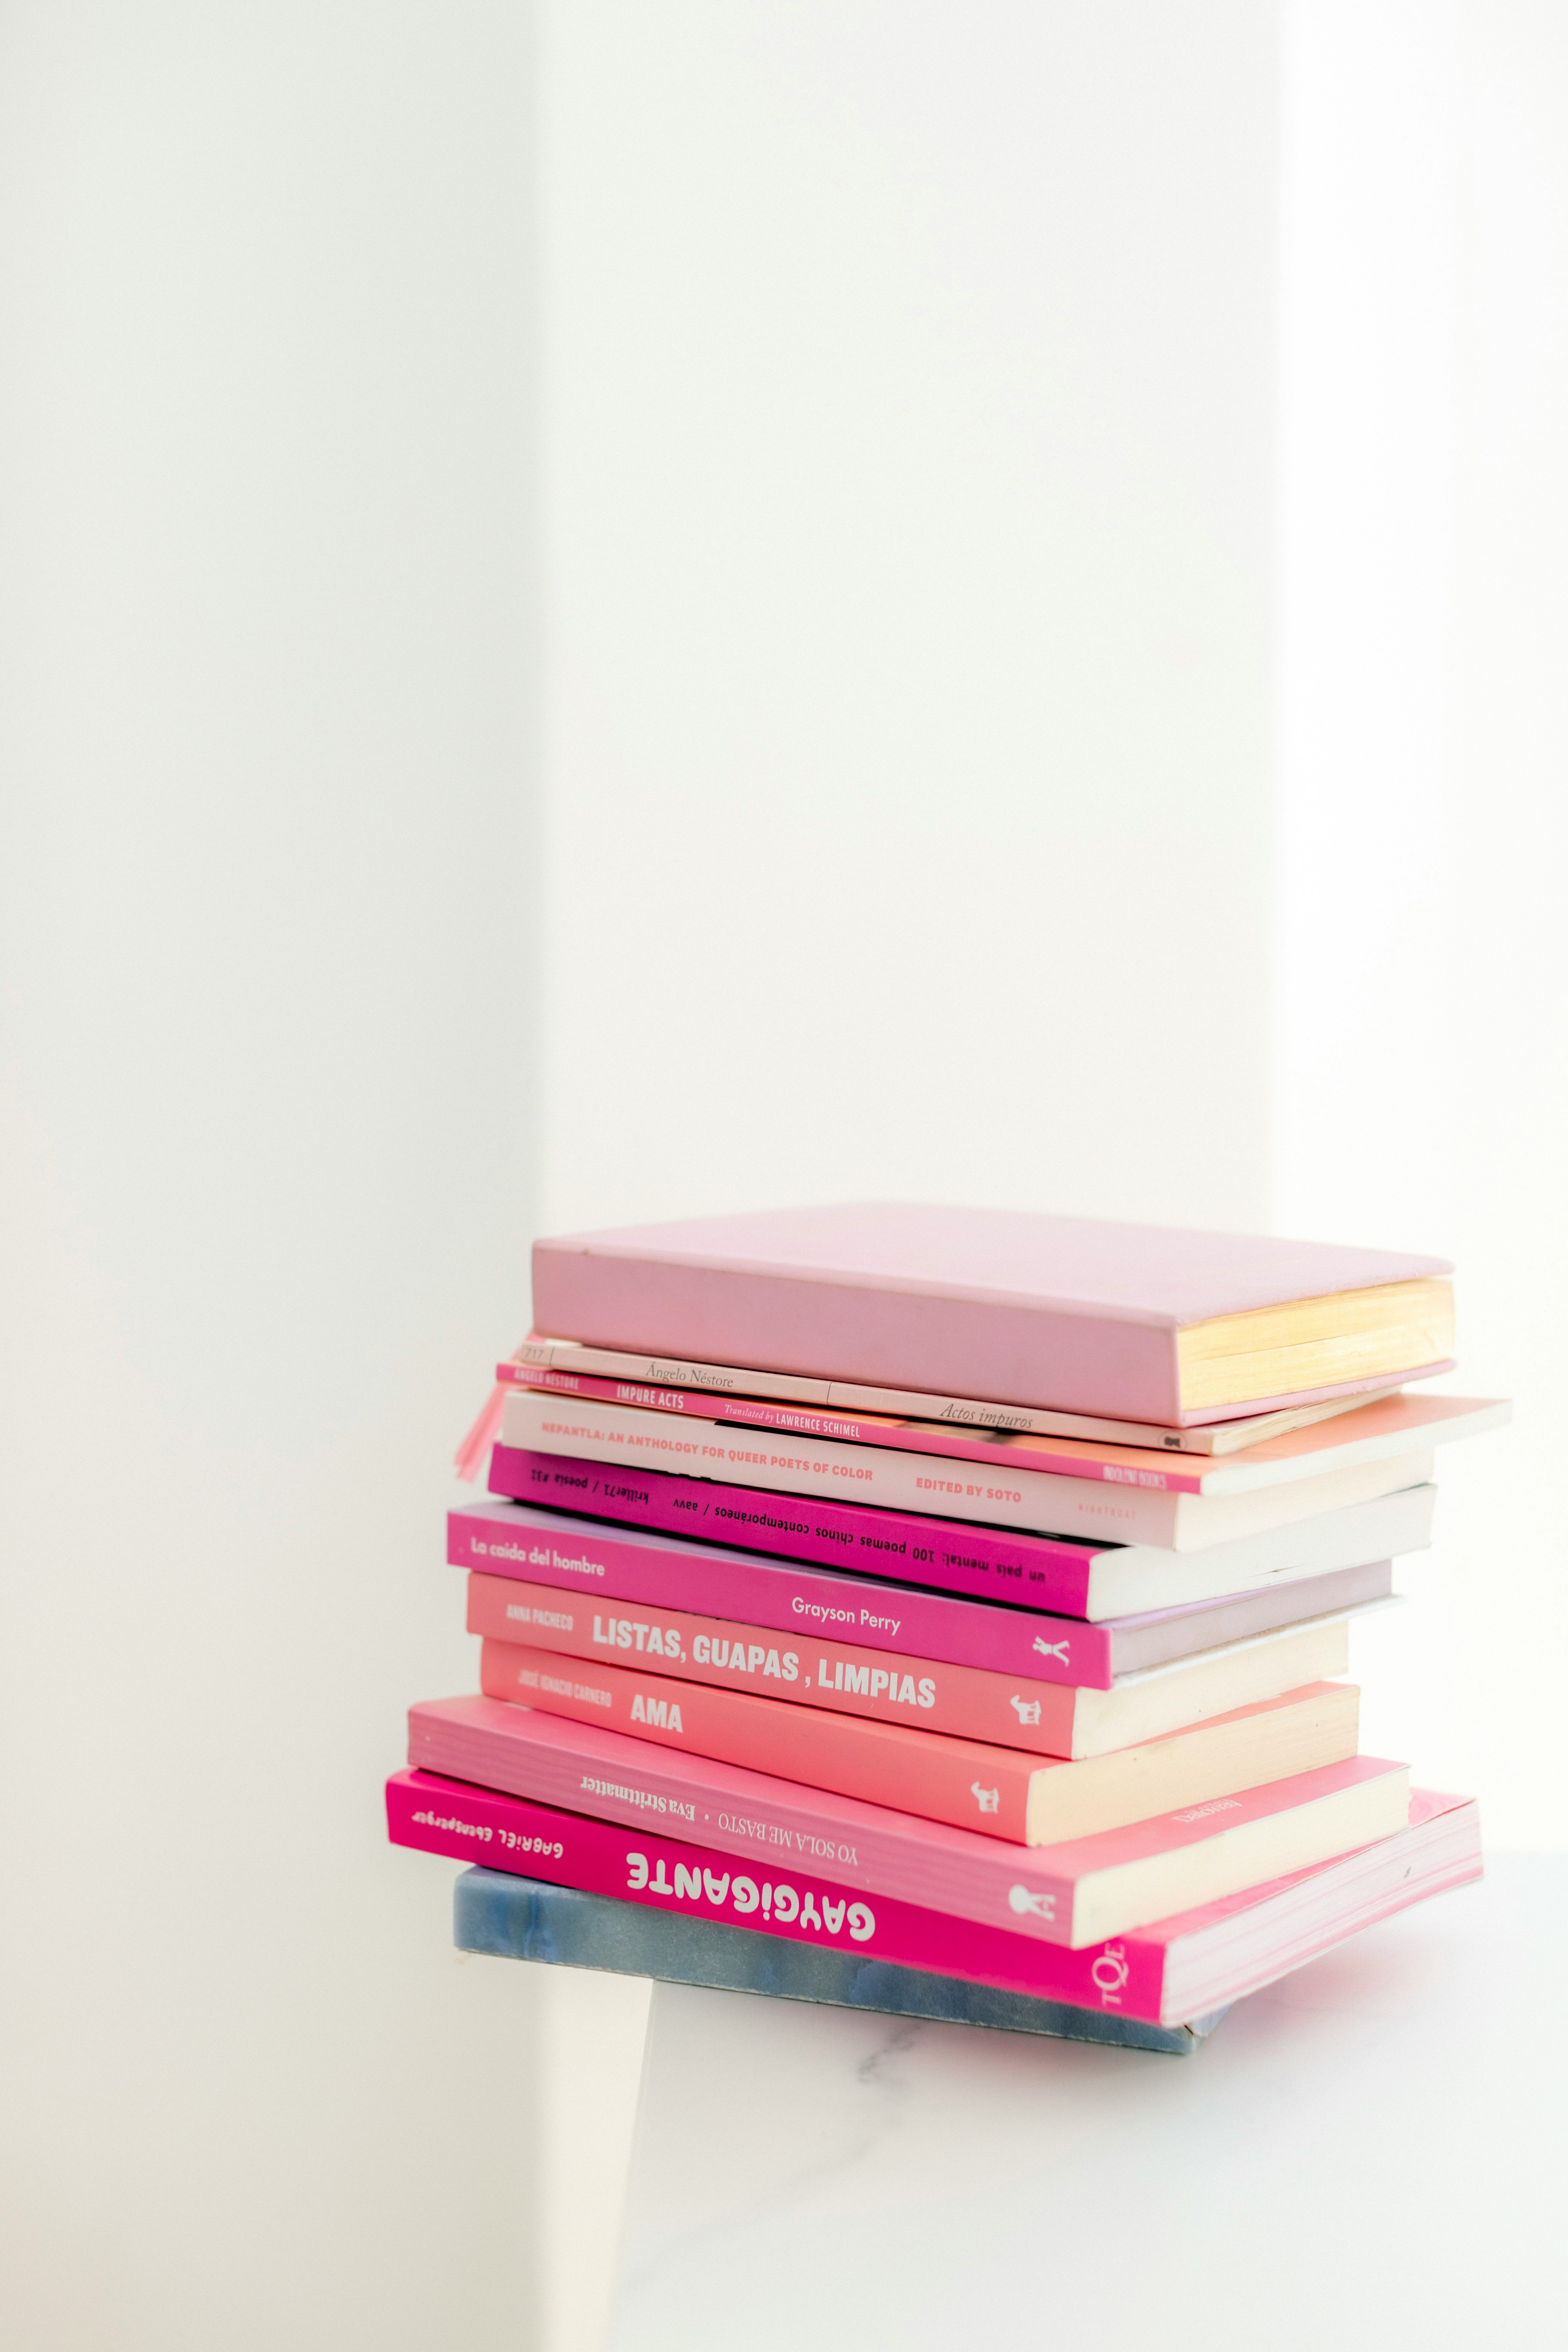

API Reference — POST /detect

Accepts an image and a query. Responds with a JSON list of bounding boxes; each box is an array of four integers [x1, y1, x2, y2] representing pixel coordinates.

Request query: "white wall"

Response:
[[1276, 0, 1568, 1841], [1442, 0, 1568, 1834], [538, 0, 1283, 1242], [0, 8, 545, 2347]]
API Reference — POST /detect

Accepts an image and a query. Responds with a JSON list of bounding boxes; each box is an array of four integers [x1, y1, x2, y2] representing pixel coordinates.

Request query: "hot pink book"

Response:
[[532, 1202, 1455, 1426], [453, 1492, 1400, 1685], [407, 1693, 1410, 1948], [386, 1768, 1481, 2025], [477, 1641, 1358, 1844], [505, 1365, 1503, 1495]]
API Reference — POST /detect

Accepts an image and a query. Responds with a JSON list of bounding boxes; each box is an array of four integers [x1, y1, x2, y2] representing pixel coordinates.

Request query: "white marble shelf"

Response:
[[608, 1855, 1566, 2351]]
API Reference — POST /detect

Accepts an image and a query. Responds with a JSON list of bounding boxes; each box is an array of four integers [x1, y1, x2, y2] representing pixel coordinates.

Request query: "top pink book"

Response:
[[532, 1203, 1455, 1428]]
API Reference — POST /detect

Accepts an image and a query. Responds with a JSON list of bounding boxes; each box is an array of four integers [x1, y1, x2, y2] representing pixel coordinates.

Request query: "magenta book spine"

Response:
[[386, 1768, 1170, 2018], [507, 1364, 1207, 1493], [486, 1443, 1100, 1618], [450, 1495, 1116, 1684]]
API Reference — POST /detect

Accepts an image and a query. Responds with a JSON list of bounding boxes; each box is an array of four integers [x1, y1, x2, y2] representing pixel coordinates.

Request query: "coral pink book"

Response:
[[478, 1640, 1360, 1843], [386, 1769, 1481, 2025], [466, 1567, 1361, 1758], [407, 1692, 1409, 1947], [532, 1201, 1455, 1425]]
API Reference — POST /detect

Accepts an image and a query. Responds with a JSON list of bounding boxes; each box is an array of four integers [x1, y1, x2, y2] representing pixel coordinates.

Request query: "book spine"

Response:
[[478, 1637, 1042, 1841], [386, 1768, 1173, 2019], [512, 1338, 838, 1409], [481, 1446, 1105, 1630], [506, 1364, 1207, 1492], [465, 1570, 1085, 1750], [500, 1389, 1179, 1547]]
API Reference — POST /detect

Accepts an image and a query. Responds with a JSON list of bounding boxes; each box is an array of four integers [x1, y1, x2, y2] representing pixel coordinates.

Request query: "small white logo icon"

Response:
[[1008, 1695, 1042, 1726], [1032, 1637, 1070, 1665], [1008, 1884, 1056, 1919], [971, 1782, 1001, 1813], [1091, 1944, 1130, 2002]]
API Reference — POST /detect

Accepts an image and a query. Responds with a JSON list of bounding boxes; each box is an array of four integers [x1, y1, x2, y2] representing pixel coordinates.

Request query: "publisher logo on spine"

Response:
[[1090, 1944, 1130, 2006]]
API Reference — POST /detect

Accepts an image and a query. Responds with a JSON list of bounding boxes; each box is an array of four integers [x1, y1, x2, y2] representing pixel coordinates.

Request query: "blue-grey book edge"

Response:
[[452, 1866, 1228, 2055]]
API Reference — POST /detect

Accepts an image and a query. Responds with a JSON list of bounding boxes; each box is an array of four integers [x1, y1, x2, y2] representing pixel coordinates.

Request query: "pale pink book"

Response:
[[532, 1202, 1455, 1426], [386, 1769, 1480, 2025], [407, 1692, 1410, 1948], [477, 1639, 1360, 1844]]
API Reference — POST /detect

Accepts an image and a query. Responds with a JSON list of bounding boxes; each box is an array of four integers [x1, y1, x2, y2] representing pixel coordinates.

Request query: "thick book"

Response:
[[406, 1693, 1411, 1947], [486, 1449, 1430, 1622], [532, 1201, 1456, 1424], [468, 1568, 1359, 1758], [511, 1333, 1404, 1455], [498, 1388, 1434, 1553], [478, 1642, 1360, 1844], [508, 1364, 1504, 1495], [387, 1768, 1480, 2026], [451, 1864, 1231, 2052], [455, 1494, 1398, 1683]]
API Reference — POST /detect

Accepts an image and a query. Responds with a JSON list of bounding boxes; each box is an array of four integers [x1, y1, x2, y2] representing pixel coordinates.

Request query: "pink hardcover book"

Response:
[[453, 1494, 1398, 1687], [477, 1641, 1359, 1845], [532, 1202, 1455, 1426], [498, 1387, 1434, 1552], [484, 1447, 1431, 1621], [507, 1366, 1504, 1495], [466, 1569, 1358, 1757], [407, 1693, 1411, 1947], [386, 1769, 1481, 2025]]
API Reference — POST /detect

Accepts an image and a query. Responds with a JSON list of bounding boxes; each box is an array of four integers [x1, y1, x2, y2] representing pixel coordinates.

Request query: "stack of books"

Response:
[[389, 1203, 1506, 2049]]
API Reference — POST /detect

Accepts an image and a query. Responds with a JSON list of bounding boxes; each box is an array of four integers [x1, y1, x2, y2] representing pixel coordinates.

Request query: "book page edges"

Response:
[[1157, 1797, 1480, 2020], [1026, 1684, 1360, 1844], [1072, 1767, 1412, 1948], [1176, 1280, 1455, 1410]]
